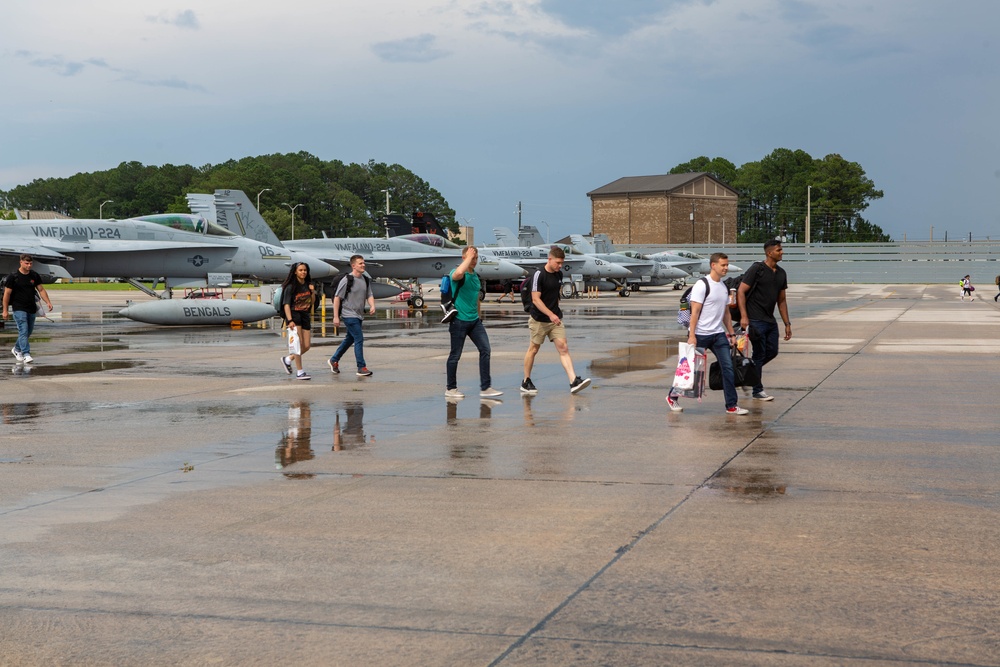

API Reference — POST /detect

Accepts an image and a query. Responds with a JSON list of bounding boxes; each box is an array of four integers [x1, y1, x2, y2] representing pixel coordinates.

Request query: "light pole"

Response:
[[806, 185, 811, 245], [380, 189, 391, 215], [539, 220, 550, 244], [256, 188, 272, 211], [690, 203, 695, 244], [100, 200, 114, 219], [282, 202, 303, 240]]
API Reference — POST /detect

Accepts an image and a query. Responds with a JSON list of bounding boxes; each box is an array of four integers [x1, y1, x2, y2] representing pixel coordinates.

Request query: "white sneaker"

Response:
[[12, 347, 23, 361], [480, 387, 503, 398], [22, 354, 33, 364], [726, 406, 749, 415], [665, 395, 683, 412], [445, 388, 465, 399]]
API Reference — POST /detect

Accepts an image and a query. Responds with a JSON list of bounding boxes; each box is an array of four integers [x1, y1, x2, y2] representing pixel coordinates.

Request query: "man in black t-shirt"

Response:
[[2, 254, 53, 364], [737, 239, 791, 401], [520, 246, 590, 395]]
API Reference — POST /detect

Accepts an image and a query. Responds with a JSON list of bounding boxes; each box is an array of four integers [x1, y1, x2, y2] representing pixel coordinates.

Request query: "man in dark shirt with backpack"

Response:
[[737, 239, 792, 401], [520, 246, 590, 395]]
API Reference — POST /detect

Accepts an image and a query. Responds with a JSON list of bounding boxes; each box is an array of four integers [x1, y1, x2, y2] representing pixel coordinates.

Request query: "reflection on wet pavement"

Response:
[[2, 401, 101, 424], [333, 402, 372, 451], [5, 360, 140, 378], [276, 401, 315, 479], [708, 445, 788, 499], [275, 401, 378, 478], [589, 339, 673, 379]]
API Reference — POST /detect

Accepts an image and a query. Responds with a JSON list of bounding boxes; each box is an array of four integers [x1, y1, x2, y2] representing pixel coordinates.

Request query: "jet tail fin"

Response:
[[569, 234, 595, 254], [204, 190, 284, 247], [592, 234, 614, 254], [492, 227, 519, 245], [518, 225, 546, 247]]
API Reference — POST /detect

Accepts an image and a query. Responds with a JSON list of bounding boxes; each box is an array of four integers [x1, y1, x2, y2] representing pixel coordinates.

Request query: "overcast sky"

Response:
[[2, 0, 998, 243]]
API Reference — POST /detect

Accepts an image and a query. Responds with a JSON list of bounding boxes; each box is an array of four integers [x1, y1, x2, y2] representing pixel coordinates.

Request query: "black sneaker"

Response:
[[356, 367, 373, 377], [519, 378, 538, 395], [440, 305, 458, 324], [281, 355, 293, 375], [569, 376, 591, 394]]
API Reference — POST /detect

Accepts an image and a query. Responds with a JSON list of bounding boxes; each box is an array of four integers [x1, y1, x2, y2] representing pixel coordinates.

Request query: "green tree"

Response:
[[673, 148, 889, 243], [3, 152, 455, 241], [669, 156, 738, 185]]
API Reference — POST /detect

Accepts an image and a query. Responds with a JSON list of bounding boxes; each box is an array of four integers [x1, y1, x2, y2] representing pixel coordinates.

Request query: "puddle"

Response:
[[446, 397, 505, 424], [4, 360, 141, 378], [589, 339, 673, 379], [276, 401, 376, 478], [1, 401, 96, 424], [708, 444, 788, 499], [708, 466, 787, 498]]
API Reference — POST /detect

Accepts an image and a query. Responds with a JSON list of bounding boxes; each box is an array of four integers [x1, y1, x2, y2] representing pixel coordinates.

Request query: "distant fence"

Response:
[[621, 242, 1000, 284]]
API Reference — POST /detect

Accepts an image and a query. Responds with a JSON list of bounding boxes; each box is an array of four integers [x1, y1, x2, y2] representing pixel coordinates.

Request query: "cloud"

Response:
[[15, 51, 86, 77], [372, 34, 451, 63], [12, 48, 204, 93], [538, 0, 680, 37], [146, 9, 200, 30], [122, 75, 206, 92]]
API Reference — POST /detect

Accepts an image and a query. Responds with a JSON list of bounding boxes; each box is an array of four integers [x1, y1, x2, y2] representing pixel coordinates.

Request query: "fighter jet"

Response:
[[486, 227, 631, 285], [0, 212, 336, 295], [198, 190, 525, 308], [636, 248, 742, 276], [567, 234, 689, 294]]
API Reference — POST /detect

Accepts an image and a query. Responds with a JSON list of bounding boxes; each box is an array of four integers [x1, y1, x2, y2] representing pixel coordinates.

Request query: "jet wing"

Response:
[[51, 239, 240, 252], [503, 257, 589, 272], [665, 261, 703, 275], [0, 243, 72, 261]]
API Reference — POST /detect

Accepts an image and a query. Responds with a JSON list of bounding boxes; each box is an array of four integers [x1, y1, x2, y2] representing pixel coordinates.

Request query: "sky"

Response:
[[2, 0, 998, 243]]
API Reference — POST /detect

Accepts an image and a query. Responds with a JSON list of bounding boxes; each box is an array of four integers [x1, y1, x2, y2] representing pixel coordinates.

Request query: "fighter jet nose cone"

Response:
[[118, 307, 129, 317]]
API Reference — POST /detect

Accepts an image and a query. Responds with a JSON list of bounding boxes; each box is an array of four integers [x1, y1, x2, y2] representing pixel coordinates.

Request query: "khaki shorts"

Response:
[[528, 318, 566, 345]]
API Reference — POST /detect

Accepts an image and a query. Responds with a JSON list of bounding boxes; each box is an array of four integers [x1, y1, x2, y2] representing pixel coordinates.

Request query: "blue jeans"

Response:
[[12, 310, 36, 356], [331, 318, 366, 370], [672, 332, 737, 409], [447, 318, 492, 391], [749, 320, 780, 395]]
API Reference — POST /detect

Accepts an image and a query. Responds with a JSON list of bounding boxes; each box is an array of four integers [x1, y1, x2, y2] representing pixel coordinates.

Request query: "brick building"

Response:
[[587, 172, 739, 245]]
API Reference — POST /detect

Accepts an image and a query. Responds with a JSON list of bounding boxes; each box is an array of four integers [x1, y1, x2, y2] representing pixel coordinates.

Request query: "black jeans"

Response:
[[749, 319, 780, 394]]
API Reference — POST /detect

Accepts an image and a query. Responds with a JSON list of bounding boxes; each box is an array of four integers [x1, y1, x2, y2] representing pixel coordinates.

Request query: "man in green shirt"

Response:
[[444, 247, 503, 401]]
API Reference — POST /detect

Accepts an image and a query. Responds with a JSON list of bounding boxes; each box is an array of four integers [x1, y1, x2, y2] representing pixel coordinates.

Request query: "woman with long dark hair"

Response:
[[280, 262, 316, 379]]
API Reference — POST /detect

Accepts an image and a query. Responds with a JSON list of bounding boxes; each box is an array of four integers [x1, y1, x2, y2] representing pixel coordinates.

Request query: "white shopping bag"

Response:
[[287, 327, 302, 356], [672, 342, 697, 391]]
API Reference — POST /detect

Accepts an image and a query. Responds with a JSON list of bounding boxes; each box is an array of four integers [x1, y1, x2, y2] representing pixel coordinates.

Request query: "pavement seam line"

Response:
[[489, 294, 922, 666]]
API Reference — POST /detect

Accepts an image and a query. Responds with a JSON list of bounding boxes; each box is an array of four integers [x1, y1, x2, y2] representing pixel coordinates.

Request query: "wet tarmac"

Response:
[[1, 284, 999, 665]]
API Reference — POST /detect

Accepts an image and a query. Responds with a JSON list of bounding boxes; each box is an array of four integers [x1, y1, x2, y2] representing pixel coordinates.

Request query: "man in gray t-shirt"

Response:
[[328, 255, 376, 377]]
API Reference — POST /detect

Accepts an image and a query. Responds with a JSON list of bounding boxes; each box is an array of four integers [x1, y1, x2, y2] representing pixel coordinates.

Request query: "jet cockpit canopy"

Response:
[[397, 233, 462, 249], [135, 214, 236, 237]]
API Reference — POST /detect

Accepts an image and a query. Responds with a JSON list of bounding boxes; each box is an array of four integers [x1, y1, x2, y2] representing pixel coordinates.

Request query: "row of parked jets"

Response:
[[1, 189, 737, 325]]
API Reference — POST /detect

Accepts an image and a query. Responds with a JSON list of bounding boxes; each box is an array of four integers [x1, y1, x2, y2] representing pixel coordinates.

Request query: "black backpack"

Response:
[[521, 270, 539, 313]]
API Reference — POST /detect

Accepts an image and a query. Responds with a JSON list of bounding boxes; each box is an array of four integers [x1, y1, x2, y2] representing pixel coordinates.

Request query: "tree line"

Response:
[[671, 149, 889, 243], [0, 152, 457, 240]]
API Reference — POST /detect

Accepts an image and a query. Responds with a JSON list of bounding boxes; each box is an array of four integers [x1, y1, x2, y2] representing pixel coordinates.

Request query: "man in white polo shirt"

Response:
[[667, 252, 747, 415]]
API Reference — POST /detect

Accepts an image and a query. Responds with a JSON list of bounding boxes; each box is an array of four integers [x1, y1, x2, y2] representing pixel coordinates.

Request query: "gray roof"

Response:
[[587, 172, 730, 197]]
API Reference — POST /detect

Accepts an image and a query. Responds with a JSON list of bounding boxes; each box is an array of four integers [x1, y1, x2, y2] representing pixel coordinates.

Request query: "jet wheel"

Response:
[[411, 295, 425, 309]]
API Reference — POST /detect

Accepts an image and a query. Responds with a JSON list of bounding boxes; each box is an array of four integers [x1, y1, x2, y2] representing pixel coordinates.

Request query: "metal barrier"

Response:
[[620, 242, 1000, 284]]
